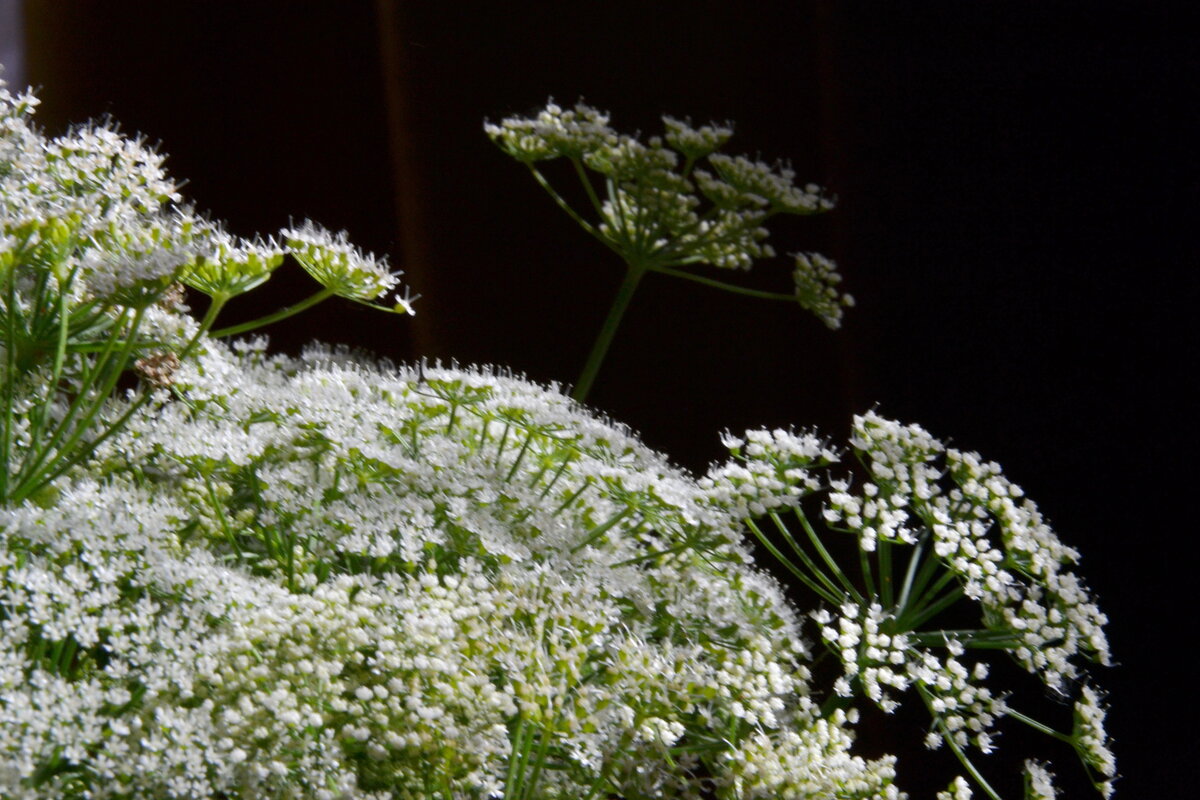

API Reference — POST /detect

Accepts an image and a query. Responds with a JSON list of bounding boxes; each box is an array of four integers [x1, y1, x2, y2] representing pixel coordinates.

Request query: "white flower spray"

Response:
[[0, 74, 1114, 799]]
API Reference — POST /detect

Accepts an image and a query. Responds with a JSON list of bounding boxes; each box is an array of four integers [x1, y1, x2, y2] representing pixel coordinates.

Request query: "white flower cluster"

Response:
[[0, 80, 195, 304], [703, 428, 837, 518], [942, 449, 1111, 692], [703, 154, 831, 215], [661, 115, 733, 160], [709, 409, 1113, 787], [484, 101, 616, 162], [812, 603, 912, 711], [4, 74, 413, 321], [1024, 761, 1058, 800], [910, 641, 1004, 754], [792, 251, 855, 330], [831, 410, 1108, 704], [2, 73, 1116, 799], [0, 332, 906, 798], [282, 221, 404, 307], [937, 776, 973, 800], [486, 101, 847, 319], [1072, 686, 1116, 796], [809, 606, 1003, 752], [825, 477, 916, 553], [183, 230, 285, 300], [719, 709, 901, 800]]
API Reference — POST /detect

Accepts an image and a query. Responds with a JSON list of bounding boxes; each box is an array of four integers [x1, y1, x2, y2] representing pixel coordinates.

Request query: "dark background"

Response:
[[19, 1, 1196, 796]]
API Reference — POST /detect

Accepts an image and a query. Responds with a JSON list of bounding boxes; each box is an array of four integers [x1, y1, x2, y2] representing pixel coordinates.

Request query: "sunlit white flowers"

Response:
[[282, 220, 405, 307], [1, 74, 1115, 800]]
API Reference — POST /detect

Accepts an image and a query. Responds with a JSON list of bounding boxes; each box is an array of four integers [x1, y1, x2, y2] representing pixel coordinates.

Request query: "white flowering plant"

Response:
[[0, 78, 1113, 800]]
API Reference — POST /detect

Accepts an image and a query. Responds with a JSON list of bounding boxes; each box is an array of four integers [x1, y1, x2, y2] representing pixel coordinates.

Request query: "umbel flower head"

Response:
[[2, 338, 904, 800], [282, 220, 401, 305], [1, 70, 1113, 800], [486, 100, 852, 329]]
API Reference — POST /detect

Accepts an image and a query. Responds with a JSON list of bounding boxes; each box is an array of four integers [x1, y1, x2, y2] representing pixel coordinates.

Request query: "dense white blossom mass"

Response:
[[1, 76, 1114, 799]]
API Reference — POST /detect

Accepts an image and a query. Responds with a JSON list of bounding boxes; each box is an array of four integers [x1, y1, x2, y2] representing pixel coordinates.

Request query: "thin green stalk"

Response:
[[204, 473, 242, 557], [504, 431, 536, 482], [570, 507, 632, 553], [903, 541, 946, 613], [787, 509, 865, 603], [897, 564, 956, 631], [571, 262, 646, 403], [1, 262, 19, 498], [13, 390, 153, 502], [604, 176, 635, 249], [909, 629, 1019, 648], [746, 518, 842, 605], [609, 539, 695, 568], [25, 282, 80, 450], [12, 304, 142, 496], [526, 166, 609, 248], [210, 286, 336, 338], [650, 265, 797, 301], [493, 422, 512, 467], [183, 295, 228, 352], [859, 546, 877, 600], [569, 157, 606, 216], [522, 723, 554, 800], [552, 477, 592, 515], [504, 716, 531, 799], [904, 585, 965, 631], [895, 536, 928, 613], [878, 540, 895, 608], [819, 686, 856, 718], [919, 685, 1003, 800], [536, 456, 575, 499], [1006, 708, 1073, 745], [766, 514, 849, 602]]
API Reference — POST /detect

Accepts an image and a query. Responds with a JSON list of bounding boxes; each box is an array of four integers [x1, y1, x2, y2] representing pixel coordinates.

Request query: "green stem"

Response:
[[209, 287, 336, 338], [570, 507, 632, 553], [878, 540, 894, 608], [904, 540, 946, 612], [523, 723, 553, 800], [504, 716, 529, 798], [919, 686, 1004, 800], [763, 514, 847, 603], [819, 685, 856, 718], [571, 262, 646, 403], [527, 166, 609, 248], [789, 509, 865, 604], [859, 545, 877, 600], [905, 585, 965, 630], [651, 265, 796, 301], [569, 157, 606, 216], [908, 629, 1018, 648], [747, 519, 842, 604], [895, 536, 928, 613], [1006, 708, 1074, 745], [11, 305, 143, 499], [190, 295, 228, 344], [1, 261, 19, 499], [504, 431, 536, 482], [897, 567, 956, 630], [13, 390, 153, 502], [609, 539, 694, 568]]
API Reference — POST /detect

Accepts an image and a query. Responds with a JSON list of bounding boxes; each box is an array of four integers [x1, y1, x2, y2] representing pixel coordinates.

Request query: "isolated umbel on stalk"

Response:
[[486, 100, 852, 402]]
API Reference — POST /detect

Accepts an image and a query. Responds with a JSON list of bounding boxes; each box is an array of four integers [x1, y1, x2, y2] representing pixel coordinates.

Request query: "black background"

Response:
[[20, 1, 1196, 796]]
